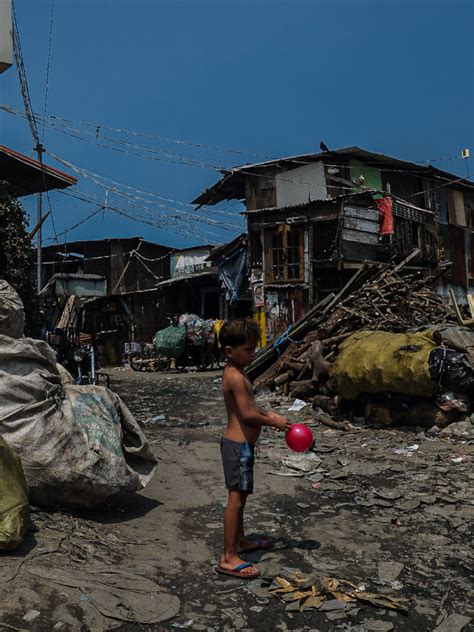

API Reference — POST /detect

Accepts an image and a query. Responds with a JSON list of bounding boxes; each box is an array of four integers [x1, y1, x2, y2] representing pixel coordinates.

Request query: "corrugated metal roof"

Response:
[[0, 144, 77, 196], [205, 233, 247, 261], [242, 191, 375, 215], [192, 146, 474, 207], [43, 237, 171, 255], [155, 270, 217, 288]]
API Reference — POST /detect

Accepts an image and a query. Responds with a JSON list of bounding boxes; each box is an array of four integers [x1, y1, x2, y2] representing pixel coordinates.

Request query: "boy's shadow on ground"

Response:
[[271, 538, 321, 552], [242, 535, 321, 563]]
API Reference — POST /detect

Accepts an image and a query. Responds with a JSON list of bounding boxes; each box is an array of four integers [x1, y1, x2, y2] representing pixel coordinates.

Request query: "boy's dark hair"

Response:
[[219, 318, 260, 349]]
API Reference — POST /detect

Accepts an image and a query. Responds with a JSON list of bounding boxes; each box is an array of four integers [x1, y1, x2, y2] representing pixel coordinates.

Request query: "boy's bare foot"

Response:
[[218, 553, 260, 577]]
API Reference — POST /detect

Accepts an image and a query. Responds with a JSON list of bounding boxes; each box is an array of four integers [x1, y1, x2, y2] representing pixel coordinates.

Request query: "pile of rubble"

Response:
[[249, 251, 473, 430]]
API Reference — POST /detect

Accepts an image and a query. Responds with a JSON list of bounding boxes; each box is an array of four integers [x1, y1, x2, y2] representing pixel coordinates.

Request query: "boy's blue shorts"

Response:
[[221, 437, 255, 494]]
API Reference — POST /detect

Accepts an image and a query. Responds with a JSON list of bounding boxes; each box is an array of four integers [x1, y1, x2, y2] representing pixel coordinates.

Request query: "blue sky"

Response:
[[1, 0, 473, 247]]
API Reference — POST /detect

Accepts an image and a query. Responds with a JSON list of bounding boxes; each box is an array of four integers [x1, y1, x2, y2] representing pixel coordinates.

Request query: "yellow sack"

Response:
[[331, 330, 438, 400], [0, 435, 30, 549], [213, 320, 225, 348]]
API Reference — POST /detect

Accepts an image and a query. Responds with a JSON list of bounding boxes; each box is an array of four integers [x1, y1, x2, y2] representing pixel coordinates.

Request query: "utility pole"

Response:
[[35, 142, 44, 292]]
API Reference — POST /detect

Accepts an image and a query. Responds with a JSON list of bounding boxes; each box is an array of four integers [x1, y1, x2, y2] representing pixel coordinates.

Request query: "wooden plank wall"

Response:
[[341, 204, 379, 260]]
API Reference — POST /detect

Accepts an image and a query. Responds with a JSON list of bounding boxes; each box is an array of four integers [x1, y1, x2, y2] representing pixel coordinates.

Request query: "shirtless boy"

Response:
[[216, 319, 291, 579]]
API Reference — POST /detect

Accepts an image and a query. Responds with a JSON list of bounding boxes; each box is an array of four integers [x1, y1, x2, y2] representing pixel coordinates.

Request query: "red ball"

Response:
[[285, 424, 314, 452]]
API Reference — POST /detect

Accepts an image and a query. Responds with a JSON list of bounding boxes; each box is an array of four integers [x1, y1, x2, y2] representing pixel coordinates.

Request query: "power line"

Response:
[[3, 103, 472, 208], [44, 119, 473, 197], [42, 0, 55, 143], [52, 188, 238, 243], [55, 183, 244, 232], [46, 152, 244, 219], [1, 103, 469, 175], [3, 99, 471, 233], [11, 7, 39, 145]]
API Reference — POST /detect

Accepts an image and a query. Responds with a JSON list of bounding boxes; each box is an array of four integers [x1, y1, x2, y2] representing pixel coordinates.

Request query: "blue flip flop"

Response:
[[215, 562, 261, 579]]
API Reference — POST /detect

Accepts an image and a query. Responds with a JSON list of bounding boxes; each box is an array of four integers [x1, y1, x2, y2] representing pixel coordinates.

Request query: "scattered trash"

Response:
[[270, 451, 322, 477], [145, 414, 166, 424], [288, 399, 308, 412], [281, 452, 322, 473], [440, 420, 473, 439], [393, 444, 419, 456], [451, 455, 470, 464], [269, 573, 409, 613], [23, 609, 41, 622], [307, 472, 325, 483], [269, 468, 306, 477], [171, 620, 194, 629], [436, 392, 468, 412]]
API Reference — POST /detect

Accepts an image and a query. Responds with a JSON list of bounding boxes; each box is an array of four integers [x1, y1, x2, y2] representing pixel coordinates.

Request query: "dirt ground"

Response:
[[1, 369, 473, 632]]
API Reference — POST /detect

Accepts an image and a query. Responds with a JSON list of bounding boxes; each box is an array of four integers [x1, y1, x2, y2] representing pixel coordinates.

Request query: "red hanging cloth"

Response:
[[375, 197, 394, 236]]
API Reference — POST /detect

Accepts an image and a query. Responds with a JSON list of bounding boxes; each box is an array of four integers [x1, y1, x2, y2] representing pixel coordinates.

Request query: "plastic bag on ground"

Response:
[[0, 435, 30, 549], [429, 348, 474, 399]]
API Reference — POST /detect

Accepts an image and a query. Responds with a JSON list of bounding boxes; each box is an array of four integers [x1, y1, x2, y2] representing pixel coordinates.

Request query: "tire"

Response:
[[130, 353, 145, 371], [199, 351, 215, 371], [156, 356, 171, 371]]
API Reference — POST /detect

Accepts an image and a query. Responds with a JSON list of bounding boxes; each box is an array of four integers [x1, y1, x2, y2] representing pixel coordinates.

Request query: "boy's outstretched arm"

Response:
[[230, 373, 291, 432]]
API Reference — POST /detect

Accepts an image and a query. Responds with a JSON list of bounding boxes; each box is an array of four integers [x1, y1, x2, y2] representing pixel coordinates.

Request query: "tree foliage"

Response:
[[0, 183, 42, 336]]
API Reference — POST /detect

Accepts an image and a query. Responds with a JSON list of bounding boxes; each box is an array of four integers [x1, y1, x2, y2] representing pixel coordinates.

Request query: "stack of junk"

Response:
[[248, 250, 474, 432], [154, 314, 219, 360], [0, 280, 157, 550]]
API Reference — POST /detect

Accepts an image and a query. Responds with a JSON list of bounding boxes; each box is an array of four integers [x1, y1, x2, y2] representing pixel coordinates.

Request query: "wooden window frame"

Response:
[[264, 225, 304, 283]]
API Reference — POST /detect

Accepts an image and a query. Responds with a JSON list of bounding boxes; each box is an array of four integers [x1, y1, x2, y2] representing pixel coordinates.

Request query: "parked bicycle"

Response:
[[70, 329, 115, 387]]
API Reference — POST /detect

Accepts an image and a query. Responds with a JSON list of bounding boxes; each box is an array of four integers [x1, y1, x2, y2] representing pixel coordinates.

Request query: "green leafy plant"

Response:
[[0, 182, 42, 337]]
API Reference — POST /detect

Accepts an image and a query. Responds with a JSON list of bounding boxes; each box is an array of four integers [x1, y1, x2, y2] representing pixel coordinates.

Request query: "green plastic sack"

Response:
[[154, 324, 186, 359], [331, 330, 439, 400], [0, 435, 30, 549]]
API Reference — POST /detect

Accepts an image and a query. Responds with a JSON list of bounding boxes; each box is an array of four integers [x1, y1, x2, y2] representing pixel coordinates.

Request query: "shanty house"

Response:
[[42, 237, 172, 363], [193, 146, 474, 344], [155, 245, 221, 319]]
